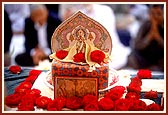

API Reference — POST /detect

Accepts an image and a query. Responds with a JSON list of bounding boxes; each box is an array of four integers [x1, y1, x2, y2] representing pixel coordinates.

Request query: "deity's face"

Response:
[[77, 29, 85, 42]]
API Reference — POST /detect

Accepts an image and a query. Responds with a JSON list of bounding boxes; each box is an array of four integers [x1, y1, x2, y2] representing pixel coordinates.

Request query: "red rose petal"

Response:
[[98, 97, 114, 110], [90, 50, 105, 64], [66, 96, 82, 110], [144, 90, 158, 99], [73, 52, 86, 63], [137, 69, 152, 79], [5, 93, 22, 107], [82, 94, 98, 106], [56, 50, 68, 60], [146, 103, 161, 111], [9, 65, 22, 74], [29, 70, 42, 76], [84, 101, 99, 111], [36, 96, 52, 109]]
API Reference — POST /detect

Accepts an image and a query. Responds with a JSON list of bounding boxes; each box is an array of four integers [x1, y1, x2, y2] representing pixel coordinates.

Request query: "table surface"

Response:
[[3, 67, 164, 105]]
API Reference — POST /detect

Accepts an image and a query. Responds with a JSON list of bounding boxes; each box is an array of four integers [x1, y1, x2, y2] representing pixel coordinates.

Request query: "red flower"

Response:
[[15, 86, 30, 95], [47, 100, 58, 111], [36, 96, 52, 109], [26, 88, 41, 95], [105, 86, 125, 101], [146, 103, 161, 111], [98, 97, 114, 111], [9, 65, 22, 74], [129, 99, 147, 111], [125, 92, 140, 100], [29, 69, 42, 76], [90, 50, 105, 64], [20, 94, 36, 104], [17, 99, 35, 111], [114, 98, 130, 111], [84, 101, 99, 111], [144, 90, 158, 99], [56, 50, 68, 59], [66, 96, 82, 110], [14, 81, 33, 95], [17, 94, 35, 111], [26, 89, 41, 100], [82, 94, 98, 106], [73, 52, 86, 63], [127, 82, 141, 93], [18, 81, 33, 89], [137, 69, 152, 79], [131, 76, 142, 86], [5, 93, 22, 107], [25, 75, 38, 83], [56, 97, 67, 108], [47, 97, 66, 111], [111, 86, 126, 93]]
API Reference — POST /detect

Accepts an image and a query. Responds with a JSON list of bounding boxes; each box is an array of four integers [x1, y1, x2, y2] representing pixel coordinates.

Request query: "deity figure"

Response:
[[50, 26, 110, 70], [75, 29, 86, 53]]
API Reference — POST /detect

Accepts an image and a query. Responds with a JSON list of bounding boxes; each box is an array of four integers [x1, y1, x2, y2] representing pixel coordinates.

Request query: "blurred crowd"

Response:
[[4, 4, 164, 72]]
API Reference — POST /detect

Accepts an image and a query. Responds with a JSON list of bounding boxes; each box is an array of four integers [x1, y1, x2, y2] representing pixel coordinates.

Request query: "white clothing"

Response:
[[30, 23, 51, 56], [4, 4, 30, 33]]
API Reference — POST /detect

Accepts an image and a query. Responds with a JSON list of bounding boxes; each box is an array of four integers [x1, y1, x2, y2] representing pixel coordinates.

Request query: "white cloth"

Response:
[[30, 23, 51, 56], [31, 71, 54, 99], [59, 4, 131, 69]]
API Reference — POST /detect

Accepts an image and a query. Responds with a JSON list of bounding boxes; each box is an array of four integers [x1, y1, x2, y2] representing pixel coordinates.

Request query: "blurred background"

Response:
[[3, 3, 165, 72]]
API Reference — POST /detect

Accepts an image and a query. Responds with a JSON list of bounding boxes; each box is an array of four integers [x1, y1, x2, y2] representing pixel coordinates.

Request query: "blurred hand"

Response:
[[147, 17, 162, 42], [32, 48, 47, 65]]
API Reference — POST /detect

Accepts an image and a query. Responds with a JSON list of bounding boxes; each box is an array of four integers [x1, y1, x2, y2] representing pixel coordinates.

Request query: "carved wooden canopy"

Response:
[[51, 11, 112, 55]]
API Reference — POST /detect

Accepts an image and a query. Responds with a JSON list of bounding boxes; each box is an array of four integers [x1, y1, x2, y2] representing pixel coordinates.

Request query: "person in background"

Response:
[[115, 4, 149, 47], [4, 10, 13, 66], [127, 4, 164, 71], [59, 4, 131, 70], [127, 4, 149, 40], [15, 4, 62, 66], [4, 4, 30, 34], [4, 4, 30, 65], [45, 4, 59, 19]]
